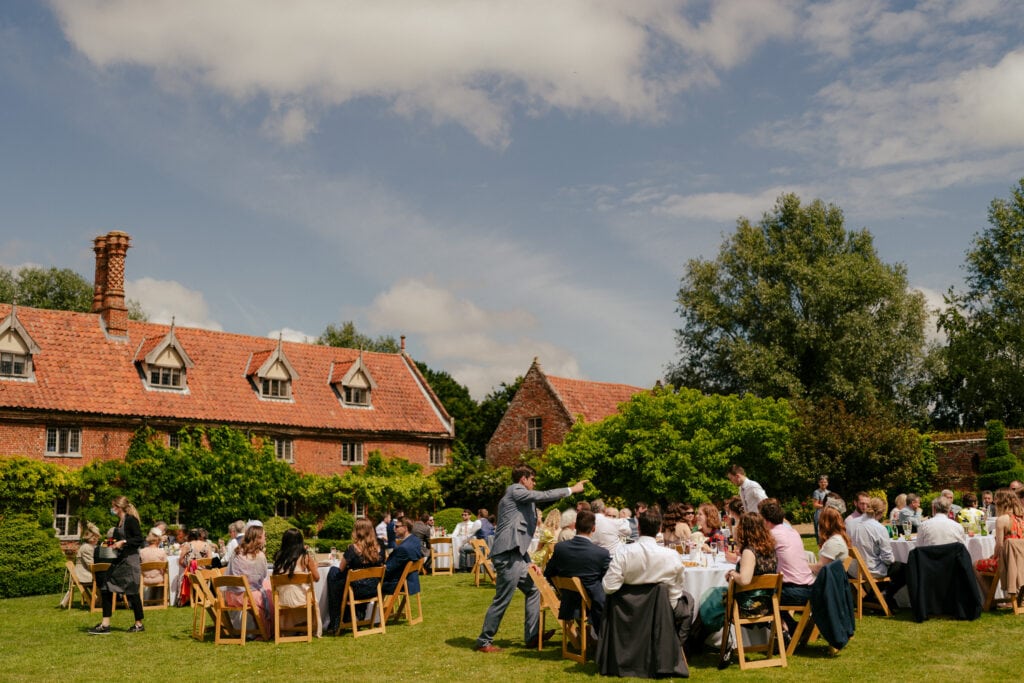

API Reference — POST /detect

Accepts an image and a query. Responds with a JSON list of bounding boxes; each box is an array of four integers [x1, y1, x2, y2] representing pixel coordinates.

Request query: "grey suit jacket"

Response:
[[492, 482, 571, 557]]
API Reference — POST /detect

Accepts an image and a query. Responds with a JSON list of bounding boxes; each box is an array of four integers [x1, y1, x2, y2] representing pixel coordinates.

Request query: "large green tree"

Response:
[[0, 266, 147, 320], [317, 321, 400, 352], [537, 386, 796, 506], [670, 193, 928, 419], [936, 179, 1024, 428]]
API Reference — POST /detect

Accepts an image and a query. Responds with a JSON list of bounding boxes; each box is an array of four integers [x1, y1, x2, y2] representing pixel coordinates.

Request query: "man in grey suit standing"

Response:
[[474, 464, 587, 652]]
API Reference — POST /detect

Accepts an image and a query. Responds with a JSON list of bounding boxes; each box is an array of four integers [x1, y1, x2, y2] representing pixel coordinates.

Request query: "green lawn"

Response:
[[3, 572, 1020, 682]]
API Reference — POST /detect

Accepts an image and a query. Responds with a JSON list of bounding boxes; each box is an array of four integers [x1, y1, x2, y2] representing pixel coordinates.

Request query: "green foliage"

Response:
[[0, 457, 77, 515], [978, 420, 1024, 490], [263, 516, 297, 562], [432, 441, 511, 512], [342, 451, 441, 514], [538, 386, 796, 506], [0, 266, 93, 312], [319, 509, 356, 540], [0, 514, 65, 598], [671, 192, 928, 420], [782, 399, 936, 499], [317, 321, 400, 352], [432, 507, 465, 534], [937, 179, 1024, 428], [782, 497, 814, 525], [416, 361, 486, 454]]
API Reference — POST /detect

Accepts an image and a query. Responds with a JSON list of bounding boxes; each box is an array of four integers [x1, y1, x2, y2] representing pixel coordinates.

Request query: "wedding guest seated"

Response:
[[845, 492, 870, 528], [179, 528, 216, 570], [453, 509, 481, 571], [544, 510, 611, 631], [619, 507, 638, 542], [917, 497, 966, 547], [956, 493, 985, 531], [220, 520, 245, 567], [273, 528, 321, 635], [759, 498, 814, 616], [139, 531, 169, 598], [557, 509, 577, 543], [897, 494, 924, 531], [695, 503, 725, 550], [976, 489, 1024, 574], [592, 499, 630, 554], [325, 518, 384, 632], [810, 507, 851, 574], [476, 508, 495, 545], [531, 509, 562, 565], [660, 502, 692, 547], [982, 490, 996, 518], [889, 494, 907, 526], [849, 497, 907, 609], [63, 523, 101, 607], [383, 517, 424, 596], [226, 521, 271, 637], [941, 489, 962, 517]]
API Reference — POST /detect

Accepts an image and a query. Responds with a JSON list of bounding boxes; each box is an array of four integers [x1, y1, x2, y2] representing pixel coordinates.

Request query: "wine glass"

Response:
[[711, 540, 720, 564], [902, 520, 912, 538]]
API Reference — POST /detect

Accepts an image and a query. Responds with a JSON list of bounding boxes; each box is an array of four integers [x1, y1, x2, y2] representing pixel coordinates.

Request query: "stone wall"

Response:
[[933, 430, 1024, 492]]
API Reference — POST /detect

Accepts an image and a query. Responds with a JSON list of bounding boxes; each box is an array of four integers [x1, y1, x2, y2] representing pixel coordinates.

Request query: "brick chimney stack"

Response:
[[92, 231, 131, 337]]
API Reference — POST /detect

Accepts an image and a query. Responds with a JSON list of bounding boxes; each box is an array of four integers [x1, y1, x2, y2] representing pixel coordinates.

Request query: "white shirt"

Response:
[[375, 520, 388, 541], [592, 512, 631, 555], [602, 536, 686, 604], [739, 477, 767, 514], [916, 515, 967, 548], [454, 519, 480, 539]]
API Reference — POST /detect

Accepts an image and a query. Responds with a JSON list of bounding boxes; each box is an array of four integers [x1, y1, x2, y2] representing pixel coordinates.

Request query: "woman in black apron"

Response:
[[89, 496, 145, 634]]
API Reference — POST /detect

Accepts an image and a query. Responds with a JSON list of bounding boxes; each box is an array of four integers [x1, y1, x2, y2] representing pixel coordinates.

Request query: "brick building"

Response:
[[0, 231, 453, 538], [485, 358, 646, 467]]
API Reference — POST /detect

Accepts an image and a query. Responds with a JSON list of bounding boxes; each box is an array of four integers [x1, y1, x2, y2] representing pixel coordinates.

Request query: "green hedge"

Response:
[[0, 514, 66, 598], [432, 507, 465, 535]]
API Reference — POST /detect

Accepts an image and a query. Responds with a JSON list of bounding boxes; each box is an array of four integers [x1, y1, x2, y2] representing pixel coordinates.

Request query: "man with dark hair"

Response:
[[602, 506, 692, 646], [898, 494, 924, 531], [475, 508, 495, 542], [545, 510, 612, 631], [846, 491, 870, 527], [727, 464, 767, 513], [383, 517, 423, 595], [411, 512, 433, 572], [759, 498, 814, 616], [474, 465, 587, 653], [591, 498, 630, 554]]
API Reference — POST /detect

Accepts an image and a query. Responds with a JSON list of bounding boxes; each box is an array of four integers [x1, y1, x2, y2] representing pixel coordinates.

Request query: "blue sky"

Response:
[[2, 1, 1024, 397]]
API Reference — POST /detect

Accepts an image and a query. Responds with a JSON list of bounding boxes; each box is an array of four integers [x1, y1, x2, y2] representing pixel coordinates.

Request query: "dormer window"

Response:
[[0, 306, 40, 381], [247, 336, 298, 402], [334, 354, 376, 408], [135, 320, 193, 391]]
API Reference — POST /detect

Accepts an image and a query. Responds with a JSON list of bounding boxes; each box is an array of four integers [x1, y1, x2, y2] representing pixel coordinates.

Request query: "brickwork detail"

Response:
[[486, 363, 572, 467], [933, 431, 1024, 492]]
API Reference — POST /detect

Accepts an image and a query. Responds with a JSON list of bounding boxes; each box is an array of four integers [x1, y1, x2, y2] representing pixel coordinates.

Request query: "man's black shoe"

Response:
[[525, 629, 556, 648], [717, 649, 732, 670]]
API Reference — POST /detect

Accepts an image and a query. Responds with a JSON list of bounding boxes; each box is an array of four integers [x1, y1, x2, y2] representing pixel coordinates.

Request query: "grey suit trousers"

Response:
[[475, 549, 540, 647]]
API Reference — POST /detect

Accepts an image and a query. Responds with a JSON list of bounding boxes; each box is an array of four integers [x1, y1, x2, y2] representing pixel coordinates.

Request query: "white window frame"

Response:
[[0, 351, 29, 378], [148, 365, 183, 389], [527, 417, 543, 450], [343, 385, 370, 406], [168, 431, 181, 449], [428, 443, 446, 466], [46, 426, 81, 456], [54, 495, 79, 539], [261, 377, 291, 399], [351, 501, 368, 518], [341, 442, 364, 465], [273, 437, 294, 463]]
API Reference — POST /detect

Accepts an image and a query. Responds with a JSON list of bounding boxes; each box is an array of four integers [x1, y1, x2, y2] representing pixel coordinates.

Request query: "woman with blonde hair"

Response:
[[530, 508, 562, 565], [325, 517, 385, 633], [226, 521, 272, 637], [139, 531, 168, 598], [811, 506, 851, 573], [557, 509, 577, 543], [976, 489, 1024, 574], [88, 496, 145, 634], [889, 494, 907, 526], [62, 523, 101, 608]]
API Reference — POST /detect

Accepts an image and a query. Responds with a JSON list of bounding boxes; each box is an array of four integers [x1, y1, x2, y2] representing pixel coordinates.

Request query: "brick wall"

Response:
[[486, 364, 571, 467], [933, 430, 1024, 492]]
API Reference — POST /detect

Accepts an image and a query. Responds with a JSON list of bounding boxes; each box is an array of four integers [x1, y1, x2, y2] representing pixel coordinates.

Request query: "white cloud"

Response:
[[261, 106, 315, 145], [914, 285, 947, 344], [126, 277, 222, 330], [655, 185, 815, 222], [268, 327, 318, 344]]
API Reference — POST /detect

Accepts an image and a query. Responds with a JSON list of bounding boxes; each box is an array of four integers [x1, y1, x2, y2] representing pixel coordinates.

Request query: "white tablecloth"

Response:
[[431, 537, 454, 570], [682, 557, 732, 611], [890, 534, 994, 564]]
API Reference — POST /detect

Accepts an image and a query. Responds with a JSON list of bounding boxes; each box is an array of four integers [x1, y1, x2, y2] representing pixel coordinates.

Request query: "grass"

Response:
[[4, 571, 1022, 682]]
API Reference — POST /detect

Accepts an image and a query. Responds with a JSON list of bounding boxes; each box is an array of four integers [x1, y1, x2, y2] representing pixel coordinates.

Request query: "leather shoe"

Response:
[[474, 644, 503, 653], [717, 649, 733, 670], [525, 629, 556, 648]]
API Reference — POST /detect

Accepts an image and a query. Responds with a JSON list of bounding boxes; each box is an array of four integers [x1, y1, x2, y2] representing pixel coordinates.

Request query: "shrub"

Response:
[[319, 508, 355, 542], [262, 516, 297, 562], [0, 514, 66, 598], [432, 507, 465, 535], [782, 497, 813, 525], [978, 420, 1024, 490]]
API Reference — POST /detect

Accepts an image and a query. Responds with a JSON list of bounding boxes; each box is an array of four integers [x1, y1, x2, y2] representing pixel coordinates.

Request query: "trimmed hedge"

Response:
[[0, 514, 66, 598]]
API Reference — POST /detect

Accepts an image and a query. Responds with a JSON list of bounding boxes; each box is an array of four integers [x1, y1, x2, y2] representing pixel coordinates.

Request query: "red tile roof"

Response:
[[544, 374, 646, 423], [0, 304, 452, 437]]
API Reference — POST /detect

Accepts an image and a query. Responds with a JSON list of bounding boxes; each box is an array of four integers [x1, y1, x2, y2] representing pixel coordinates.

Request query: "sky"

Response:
[[2, 1, 1024, 399]]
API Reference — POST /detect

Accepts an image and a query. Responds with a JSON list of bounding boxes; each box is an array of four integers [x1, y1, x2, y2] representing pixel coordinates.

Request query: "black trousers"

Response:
[[101, 590, 144, 622]]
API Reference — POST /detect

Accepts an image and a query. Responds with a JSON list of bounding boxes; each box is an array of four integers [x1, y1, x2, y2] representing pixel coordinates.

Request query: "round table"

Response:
[[682, 557, 732, 611], [890, 534, 994, 564]]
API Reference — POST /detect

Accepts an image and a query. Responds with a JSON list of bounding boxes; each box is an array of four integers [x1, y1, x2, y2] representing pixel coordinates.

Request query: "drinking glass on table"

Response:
[[902, 520, 912, 538], [711, 540, 720, 563]]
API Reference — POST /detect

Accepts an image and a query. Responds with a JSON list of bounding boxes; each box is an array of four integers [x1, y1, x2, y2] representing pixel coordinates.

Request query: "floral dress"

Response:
[[736, 550, 777, 617]]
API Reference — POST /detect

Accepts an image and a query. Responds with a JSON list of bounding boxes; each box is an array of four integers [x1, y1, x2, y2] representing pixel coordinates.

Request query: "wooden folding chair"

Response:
[[526, 565, 561, 652], [189, 568, 221, 641], [470, 539, 496, 587], [89, 563, 128, 613], [552, 576, 593, 663], [271, 573, 316, 643], [720, 573, 787, 670], [63, 560, 91, 609], [848, 546, 891, 618], [210, 574, 267, 645], [196, 557, 214, 569], [338, 566, 386, 638], [383, 558, 425, 626], [139, 562, 169, 610], [429, 538, 454, 576]]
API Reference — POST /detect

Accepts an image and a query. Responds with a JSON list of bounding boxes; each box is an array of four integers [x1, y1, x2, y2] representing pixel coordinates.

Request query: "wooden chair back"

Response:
[[526, 565, 561, 651], [383, 558, 425, 625], [429, 538, 454, 576], [848, 546, 891, 618], [339, 566, 386, 638], [470, 539, 495, 587], [196, 557, 214, 569], [210, 574, 267, 645], [270, 573, 316, 643], [552, 575, 592, 663], [189, 568, 222, 641], [64, 560, 91, 610], [139, 561, 169, 610], [720, 573, 787, 670]]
